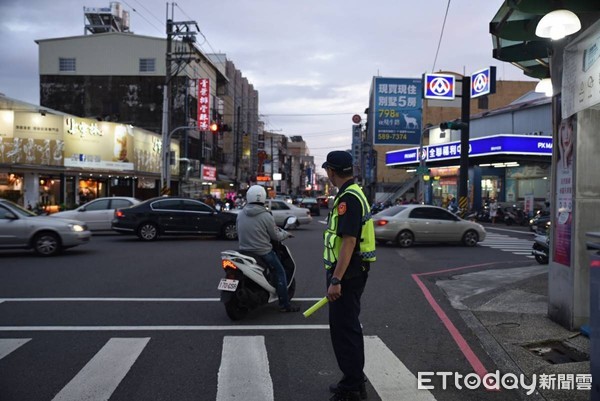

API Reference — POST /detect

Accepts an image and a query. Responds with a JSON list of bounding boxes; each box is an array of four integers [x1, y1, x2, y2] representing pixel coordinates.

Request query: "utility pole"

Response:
[[458, 76, 471, 214], [161, 2, 201, 194]]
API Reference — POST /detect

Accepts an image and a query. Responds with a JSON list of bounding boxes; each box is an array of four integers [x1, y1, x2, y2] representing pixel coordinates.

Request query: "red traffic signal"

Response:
[[209, 122, 219, 133]]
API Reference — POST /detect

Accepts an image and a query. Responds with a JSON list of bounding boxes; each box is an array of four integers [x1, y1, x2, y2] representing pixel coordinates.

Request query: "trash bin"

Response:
[[586, 231, 600, 401]]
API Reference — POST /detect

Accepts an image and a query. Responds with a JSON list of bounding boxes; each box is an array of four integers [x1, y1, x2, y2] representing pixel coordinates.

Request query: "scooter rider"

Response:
[[236, 185, 300, 313]]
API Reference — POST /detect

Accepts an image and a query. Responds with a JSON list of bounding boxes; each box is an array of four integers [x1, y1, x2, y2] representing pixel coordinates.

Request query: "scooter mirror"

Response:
[[284, 216, 298, 230]]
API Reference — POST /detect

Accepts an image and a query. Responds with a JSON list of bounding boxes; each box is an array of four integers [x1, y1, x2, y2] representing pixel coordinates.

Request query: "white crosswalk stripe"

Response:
[[217, 336, 274, 401], [480, 232, 534, 258], [51, 337, 150, 401], [364, 336, 437, 401], [1, 335, 438, 401], [0, 338, 31, 360]]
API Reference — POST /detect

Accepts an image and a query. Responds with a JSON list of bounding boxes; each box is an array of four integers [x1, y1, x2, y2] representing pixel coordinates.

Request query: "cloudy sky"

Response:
[[0, 0, 533, 169]]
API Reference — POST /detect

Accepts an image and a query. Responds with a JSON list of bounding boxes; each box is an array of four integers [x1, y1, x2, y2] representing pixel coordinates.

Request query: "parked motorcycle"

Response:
[[504, 206, 528, 226], [532, 230, 549, 264], [218, 217, 297, 320]]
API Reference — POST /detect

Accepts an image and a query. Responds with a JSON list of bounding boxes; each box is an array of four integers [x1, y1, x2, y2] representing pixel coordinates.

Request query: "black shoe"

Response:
[[329, 390, 361, 401], [279, 304, 300, 313], [329, 382, 367, 400]]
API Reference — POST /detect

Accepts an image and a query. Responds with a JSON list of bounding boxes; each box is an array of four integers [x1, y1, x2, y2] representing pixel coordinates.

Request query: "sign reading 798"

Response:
[[372, 77, 423, 146]]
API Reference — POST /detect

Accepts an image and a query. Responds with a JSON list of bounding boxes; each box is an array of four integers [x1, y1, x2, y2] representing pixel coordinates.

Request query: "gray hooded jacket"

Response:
[[237, 204, 287, 255]]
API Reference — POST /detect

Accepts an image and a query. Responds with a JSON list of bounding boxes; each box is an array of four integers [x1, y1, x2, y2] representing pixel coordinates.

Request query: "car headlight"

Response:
[[69, 224, 86, 232]]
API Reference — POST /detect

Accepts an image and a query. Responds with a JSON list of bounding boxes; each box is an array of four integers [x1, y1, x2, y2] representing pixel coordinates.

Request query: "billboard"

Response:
[[372, 77, 422, 145]]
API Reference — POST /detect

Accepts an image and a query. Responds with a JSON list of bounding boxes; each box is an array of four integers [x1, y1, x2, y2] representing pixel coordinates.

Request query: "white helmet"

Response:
[[246, 185, 267, 204]]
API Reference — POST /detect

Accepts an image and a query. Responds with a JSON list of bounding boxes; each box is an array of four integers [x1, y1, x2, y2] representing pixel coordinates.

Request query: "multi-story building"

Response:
[[35, 7, 259, 199]]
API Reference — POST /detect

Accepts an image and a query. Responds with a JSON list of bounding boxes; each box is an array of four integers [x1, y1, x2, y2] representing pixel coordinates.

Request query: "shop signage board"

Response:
[[424, 73, 455, 100], [201, 165, 217, 181], [385, 134, 552, 166], [470, 67, 496, 98], [197, 78, 210, 131], [372, 77, 423, 145]]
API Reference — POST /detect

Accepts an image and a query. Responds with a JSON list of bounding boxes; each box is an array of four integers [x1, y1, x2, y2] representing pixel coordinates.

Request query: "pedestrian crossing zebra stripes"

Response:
[[0, 336, 438, 401], [479, 232, 534, 258]]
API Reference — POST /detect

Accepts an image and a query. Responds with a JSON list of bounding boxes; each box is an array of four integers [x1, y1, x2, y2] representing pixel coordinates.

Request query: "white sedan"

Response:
[[51, 197, 140, 231], [373, 204, 486, 247], [230, 199, 312, 228]]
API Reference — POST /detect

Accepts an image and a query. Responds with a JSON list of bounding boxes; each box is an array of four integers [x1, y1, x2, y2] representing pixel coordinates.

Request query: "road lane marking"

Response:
[[412, 272, 489, 378], [217, 336, 273, 401], [0, 325, 330, 331], [0, 338, 31, 360], [364, 336, 436, 401], [51, 337, 149, 401], [0, 297, 323, 303]]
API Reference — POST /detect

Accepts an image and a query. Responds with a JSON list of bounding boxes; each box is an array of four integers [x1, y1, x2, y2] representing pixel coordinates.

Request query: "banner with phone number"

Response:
[[372, 77, 423, 146]]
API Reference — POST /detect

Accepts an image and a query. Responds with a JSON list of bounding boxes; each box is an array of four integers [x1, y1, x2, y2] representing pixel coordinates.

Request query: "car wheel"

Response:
[[221, 222, 238, 240], [396, 230, 414, 248], [462, 230, 479, 247], [137, 222, 159, 241], [535, 254, 549, 265], [33, 231, 61, 256]]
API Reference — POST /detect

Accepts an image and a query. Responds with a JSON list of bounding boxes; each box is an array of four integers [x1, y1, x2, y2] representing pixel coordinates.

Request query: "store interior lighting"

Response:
[[535, 9, 581, 40]]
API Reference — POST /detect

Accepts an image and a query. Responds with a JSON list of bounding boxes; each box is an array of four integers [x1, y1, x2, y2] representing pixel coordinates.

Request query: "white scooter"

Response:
[[218, 217, 297, 320]]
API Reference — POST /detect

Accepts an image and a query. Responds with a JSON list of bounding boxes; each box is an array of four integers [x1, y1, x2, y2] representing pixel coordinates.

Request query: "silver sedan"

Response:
[[0, 199, 92, 256], [373, 204, 486, 247], [51, 196, 140, 231]]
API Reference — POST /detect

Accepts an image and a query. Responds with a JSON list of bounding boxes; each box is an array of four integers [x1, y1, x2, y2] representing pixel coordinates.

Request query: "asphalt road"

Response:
[[0, 219, 538, 401]]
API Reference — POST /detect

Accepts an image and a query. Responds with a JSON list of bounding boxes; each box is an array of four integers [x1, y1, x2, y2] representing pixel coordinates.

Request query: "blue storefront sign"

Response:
[[424, 74, 455, 100], [372, 77, 423, 145], [385, 135, 552, 166], [470, 67, 496, 98]]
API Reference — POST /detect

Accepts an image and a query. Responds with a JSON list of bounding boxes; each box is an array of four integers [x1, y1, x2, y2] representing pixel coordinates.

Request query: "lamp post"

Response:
[[161, 125, 199, 194]]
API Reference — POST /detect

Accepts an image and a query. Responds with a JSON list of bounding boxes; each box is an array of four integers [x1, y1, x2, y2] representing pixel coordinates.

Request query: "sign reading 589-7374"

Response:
[[372, 77, 423, 145]]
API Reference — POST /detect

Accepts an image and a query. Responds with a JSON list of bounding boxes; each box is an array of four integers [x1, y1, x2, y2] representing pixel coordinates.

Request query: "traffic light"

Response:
[[440, 120, 468, 131], [209, 122, 219, 133]]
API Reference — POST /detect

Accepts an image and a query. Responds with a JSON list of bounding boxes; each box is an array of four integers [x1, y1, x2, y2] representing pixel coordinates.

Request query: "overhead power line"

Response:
[[432, 0, 451, 72]]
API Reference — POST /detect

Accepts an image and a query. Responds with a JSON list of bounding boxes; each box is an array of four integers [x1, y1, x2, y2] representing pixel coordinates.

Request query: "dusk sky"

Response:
[[0, 0, 533, 169]]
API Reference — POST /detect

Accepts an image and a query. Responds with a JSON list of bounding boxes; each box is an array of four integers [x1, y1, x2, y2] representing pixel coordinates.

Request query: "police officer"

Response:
[[322, 151, 376, 401]]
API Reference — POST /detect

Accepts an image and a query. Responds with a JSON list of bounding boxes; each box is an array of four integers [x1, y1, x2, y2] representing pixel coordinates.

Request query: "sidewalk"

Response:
[[436, 252, 590, 400]]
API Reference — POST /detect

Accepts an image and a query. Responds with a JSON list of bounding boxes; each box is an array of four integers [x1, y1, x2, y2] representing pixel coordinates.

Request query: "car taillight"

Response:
[[115, 210, 125, 218], [376, 220, 388, 226]]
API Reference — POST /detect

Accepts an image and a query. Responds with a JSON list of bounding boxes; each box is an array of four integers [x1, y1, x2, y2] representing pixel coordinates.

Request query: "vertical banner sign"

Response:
[[373, 77, 422, 145], [197, 78, 210, 131], [553, 113, 575, 267]]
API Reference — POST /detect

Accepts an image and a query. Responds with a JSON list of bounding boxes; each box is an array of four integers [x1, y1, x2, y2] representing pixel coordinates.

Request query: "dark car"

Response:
[[298, 197, 321, 216], [111, 197, 238, 241]]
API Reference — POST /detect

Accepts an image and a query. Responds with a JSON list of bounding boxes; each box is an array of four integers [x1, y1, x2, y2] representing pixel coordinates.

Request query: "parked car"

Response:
[[298, 197, 321, 216], [372, 204, 486, 247], [0, 199, 91, 256], [51, 197, 140, 231], [111, 197, 238, 241], [229, 199, 312, 227]]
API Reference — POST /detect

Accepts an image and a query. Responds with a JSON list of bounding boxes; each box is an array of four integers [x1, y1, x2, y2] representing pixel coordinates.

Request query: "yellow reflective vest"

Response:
[[323, 183, 376, 270]]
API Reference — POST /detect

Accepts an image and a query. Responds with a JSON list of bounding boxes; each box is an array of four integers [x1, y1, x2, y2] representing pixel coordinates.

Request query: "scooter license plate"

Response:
[[218, 278, 239, 292]]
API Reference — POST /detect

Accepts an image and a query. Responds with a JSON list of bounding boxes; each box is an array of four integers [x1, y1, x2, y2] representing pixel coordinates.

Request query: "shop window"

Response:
[[59, 58, 76, 72]]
